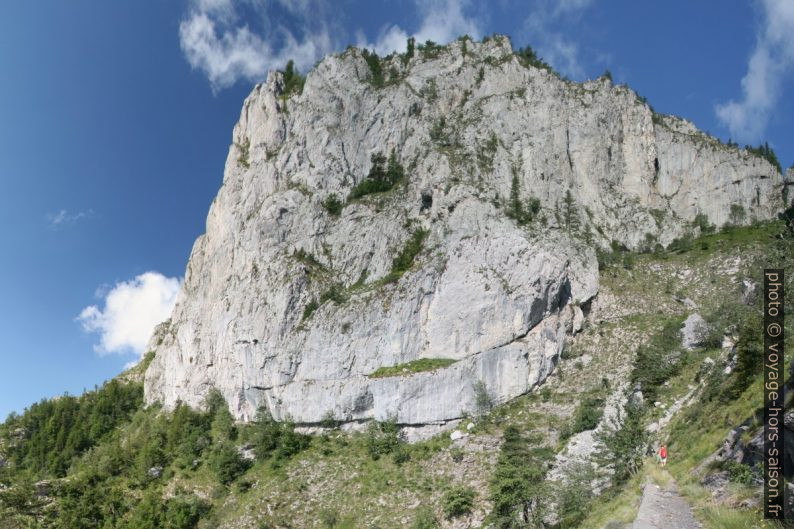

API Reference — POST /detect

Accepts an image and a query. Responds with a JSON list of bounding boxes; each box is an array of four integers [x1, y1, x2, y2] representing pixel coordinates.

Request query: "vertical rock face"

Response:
[[144, 36, 784, 438]]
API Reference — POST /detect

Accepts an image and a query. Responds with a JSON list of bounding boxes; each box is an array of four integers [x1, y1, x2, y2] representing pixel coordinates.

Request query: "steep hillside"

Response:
[[143, 36, 784, 437], [1, 220, 791, 528]]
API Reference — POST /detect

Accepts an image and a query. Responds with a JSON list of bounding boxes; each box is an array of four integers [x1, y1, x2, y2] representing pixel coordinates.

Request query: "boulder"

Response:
[[680, 313, 707, 350]]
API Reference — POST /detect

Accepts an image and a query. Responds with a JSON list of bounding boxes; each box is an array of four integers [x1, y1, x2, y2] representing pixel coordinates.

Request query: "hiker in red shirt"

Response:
[[659, 444, 668, 467]]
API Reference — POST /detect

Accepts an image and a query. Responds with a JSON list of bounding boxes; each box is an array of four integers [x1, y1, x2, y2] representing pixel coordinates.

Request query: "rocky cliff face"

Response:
[[144, 36, 784, 438]]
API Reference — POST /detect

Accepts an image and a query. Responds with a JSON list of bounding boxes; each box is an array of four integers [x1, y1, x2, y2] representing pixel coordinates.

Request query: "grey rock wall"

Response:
[[144, 36, 785, 438]]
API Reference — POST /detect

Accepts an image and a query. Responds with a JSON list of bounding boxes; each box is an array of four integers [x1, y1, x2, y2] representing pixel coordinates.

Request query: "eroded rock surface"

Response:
[[144, 36, 785, 438]]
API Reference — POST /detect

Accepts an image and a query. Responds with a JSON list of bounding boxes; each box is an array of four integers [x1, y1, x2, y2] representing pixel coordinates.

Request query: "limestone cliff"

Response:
[[144, 36, 784, 438]]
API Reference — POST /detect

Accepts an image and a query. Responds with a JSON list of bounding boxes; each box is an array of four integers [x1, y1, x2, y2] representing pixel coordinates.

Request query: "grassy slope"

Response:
[[0, 222, 789, 529], [208, 225, 791, 528], [579, 222, 793, 529]]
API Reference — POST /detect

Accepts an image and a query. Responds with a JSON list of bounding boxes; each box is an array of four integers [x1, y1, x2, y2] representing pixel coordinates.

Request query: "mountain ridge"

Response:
[[143, 34, 785, 440]]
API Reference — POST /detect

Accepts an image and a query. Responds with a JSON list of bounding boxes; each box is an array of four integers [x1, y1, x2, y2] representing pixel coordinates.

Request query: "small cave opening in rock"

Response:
[[421, 192, 433, 211]]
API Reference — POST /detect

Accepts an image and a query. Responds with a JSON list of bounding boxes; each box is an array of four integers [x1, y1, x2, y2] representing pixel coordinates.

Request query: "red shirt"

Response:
[[660, 447, 667, 458]]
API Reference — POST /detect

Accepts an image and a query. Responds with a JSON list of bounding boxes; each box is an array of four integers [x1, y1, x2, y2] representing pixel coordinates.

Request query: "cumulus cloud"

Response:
[[179, 0, 482, 91], [179, 0, 335, 91], [363, 0, 482, 56], [521, 0, 594, 79], [716, 0, 794, 142], [46, 209, 94, 229], [77, 272, 181, 357]]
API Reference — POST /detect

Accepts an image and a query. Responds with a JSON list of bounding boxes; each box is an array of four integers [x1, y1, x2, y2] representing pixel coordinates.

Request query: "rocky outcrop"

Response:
[[144, 36, 785, 438], [680, 313, 707, 350]]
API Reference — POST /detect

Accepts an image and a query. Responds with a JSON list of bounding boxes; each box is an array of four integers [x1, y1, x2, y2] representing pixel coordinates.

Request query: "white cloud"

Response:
[[413, 0, 481, 46], [179, 0, 334, 92], [359, 0, 481, 56], [123, 360, 139, 370], [521, 0, 594, 79], [553, 0, 593, 14], [179, 0, 482, 91], [46, 209, 94, 229], [77, 272, 181, 357], [716, 0, 794, 143], [363, 0, 481, 56]]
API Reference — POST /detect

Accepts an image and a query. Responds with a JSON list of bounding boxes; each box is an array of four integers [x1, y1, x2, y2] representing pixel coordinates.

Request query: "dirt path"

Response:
[[632, 477, 702, 529]]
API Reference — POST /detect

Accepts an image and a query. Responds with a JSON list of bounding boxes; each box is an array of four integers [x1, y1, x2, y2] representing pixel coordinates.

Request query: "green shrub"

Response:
[[596, 247, 621, 270], [208, 441, 249, 484], [365, 419, 404, 460], [729, 204, 746, 226], [236, 138, 250, 168], [140, 350, 156, 370], [724, 461, 755, 485], [206, 389, 237, 443], [385, 150, 405, 184], [412, 507, 440, 529], [121, 492, 209, 529], [570, 396, 605, 435], [385, 228, 428, 282], [273, 422, 311, 461], [251, 408, 310, 464], [361, 49, 384, 88], [473, 380, 493, 418], [349, 178, 392, 199], [515, 45, 553, 73], [49, 472, 126, 528], [429, 117, 447, 144], [280, 60, 305, 97], [163, 496, 210, 529], [726, 310, 763, 398], [556, 463, 596, 528], [391, 444, 411, 466], [442, 486, 476, 518], [562, 189, 581, 232], [0, 478, 48, 525], [505, 173, 541, 225], [649, 208, 665, 227], [477, 132, 499, 172], [251, 408, 282, 458], [418, 40, 444, 59], [745, 141, 782, 173], [320, 283, 347, 305], [488, 426, 547, 526], [667, 233, 693, 253], [596, 400, 647, 486], [136, 431, 167, 482], [401, 37, 415, 65], [693, 213, 715, 234], [302, 299, 319, 320], [349, 151, 404, 199], [121, 490, 163, 529], [622, 252, 635, 270], [630, 318, 686, 401], [294, 248, 324, 269], [322, 194, 343, 216]]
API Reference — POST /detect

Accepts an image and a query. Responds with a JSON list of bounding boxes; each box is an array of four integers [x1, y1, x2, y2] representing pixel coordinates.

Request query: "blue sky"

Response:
[[1, 0, 792, 419]]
